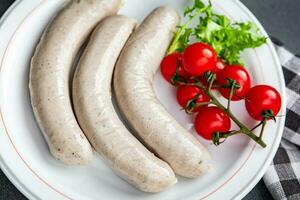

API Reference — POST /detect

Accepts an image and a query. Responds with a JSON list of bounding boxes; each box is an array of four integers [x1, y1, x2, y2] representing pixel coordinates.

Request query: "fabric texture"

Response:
[[263, 39, 300, 200]]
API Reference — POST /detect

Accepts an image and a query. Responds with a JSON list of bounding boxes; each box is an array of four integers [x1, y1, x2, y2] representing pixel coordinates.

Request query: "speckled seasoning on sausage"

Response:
[[29, 0, 122, 165], [72, 15, 177, 192], [114, 6, 213, 178]]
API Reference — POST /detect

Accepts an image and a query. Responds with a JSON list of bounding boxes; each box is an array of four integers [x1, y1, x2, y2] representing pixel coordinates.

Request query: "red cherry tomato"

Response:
[[176, 85, 210, 112], [195, 107, 231, 140], [182, 42, 217, 76], [212, 59, 226, 73], [216, 65, 252, 101], [160, 52, 190, 83], [245, 85, 282, 121]]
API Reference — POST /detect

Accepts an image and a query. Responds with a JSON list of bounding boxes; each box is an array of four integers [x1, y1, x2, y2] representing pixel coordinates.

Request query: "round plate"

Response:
[[0, 0, 286, 199]]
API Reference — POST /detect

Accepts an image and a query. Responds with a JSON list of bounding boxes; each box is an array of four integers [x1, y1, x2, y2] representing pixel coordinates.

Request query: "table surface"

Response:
[[0, 0, 299, 199]]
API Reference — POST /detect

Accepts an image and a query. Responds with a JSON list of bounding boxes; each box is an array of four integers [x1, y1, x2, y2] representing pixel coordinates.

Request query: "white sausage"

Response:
[[114, 7, 212, 178], [29, 0, 122, 165], [72, 15, 177, 193]]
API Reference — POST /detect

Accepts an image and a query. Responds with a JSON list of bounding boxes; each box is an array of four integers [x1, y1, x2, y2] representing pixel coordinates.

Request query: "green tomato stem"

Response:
[[192, 81, 267, 148], [259, 119, 267, 139], [227, 80, 236, 110]]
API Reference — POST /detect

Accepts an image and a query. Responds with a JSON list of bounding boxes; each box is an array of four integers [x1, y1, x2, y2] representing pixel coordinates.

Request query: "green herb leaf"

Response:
[[184, 0, 206, 17], [195, 19, 267, 65], [167, 0, 211, 54], [168, 0, 267, 65]]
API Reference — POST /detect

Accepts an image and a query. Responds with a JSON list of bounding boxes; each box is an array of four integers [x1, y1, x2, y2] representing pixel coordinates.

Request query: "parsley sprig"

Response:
[[167, 0, 267, 65]]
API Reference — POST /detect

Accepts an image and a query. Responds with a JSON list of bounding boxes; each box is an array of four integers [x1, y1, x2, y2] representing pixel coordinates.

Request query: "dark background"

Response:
[[0, 0, 299, 199]]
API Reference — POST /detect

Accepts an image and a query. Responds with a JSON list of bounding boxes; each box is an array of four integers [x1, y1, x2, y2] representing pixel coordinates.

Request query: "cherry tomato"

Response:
[[216, 65, 252, 101], [182, 42, 217, 76], [195, 107, 231, 140], [245, 85, 282, 121], [176, 85, 210, 112], [160, 52, 190, 83], [212, 59, 226, 73]]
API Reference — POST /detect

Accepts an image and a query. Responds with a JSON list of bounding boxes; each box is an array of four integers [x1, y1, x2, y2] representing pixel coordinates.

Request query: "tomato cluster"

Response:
[[161, 42, 282, 141]]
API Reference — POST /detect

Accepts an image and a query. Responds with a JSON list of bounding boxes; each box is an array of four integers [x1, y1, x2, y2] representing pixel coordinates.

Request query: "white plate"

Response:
[[0, 0, 286, 200]]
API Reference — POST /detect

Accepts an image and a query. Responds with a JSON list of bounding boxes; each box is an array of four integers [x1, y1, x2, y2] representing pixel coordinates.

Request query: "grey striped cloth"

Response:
[[263, 38, 300, 200]]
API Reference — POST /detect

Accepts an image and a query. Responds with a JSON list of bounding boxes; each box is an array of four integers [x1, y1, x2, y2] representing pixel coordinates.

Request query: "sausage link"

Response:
[[72, 15, 177, 192], [114, 7, 212, 178]]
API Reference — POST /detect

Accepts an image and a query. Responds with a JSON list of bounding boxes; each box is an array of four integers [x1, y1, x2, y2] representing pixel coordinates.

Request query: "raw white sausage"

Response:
[[29, 0, 121, 165], [72, 15, 177, 193], [114, 7, 212, 178]]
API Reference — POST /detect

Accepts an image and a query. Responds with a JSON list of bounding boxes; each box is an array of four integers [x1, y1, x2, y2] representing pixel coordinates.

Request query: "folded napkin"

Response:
[[263, 38, 300, 200]]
